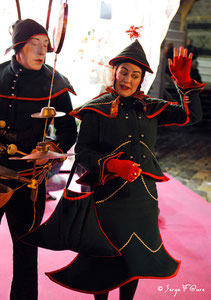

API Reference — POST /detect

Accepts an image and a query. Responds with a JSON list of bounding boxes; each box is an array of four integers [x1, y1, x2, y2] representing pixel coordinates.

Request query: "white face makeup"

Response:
[[115, 62, 142, 97], [16, 34, 49, 70]]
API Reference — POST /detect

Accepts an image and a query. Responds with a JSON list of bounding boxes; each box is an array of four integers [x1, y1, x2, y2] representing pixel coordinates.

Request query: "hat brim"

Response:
[[109, 56, 153, 74], [5, 34, 53, 55]]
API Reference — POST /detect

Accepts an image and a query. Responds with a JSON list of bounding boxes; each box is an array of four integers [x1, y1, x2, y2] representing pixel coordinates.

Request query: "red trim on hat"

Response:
[[5, 33, 52, 55], [109, 56, 153, 73]]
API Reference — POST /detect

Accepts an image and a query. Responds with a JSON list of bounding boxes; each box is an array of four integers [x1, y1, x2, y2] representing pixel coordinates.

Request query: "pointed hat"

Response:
[[109, 39, 153, 73]]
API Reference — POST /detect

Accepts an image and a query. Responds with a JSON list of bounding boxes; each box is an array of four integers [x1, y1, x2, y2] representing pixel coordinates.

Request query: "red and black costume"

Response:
[[44, 75, 204, 293], [21, 39, 205, 298], [0, 53, 77, 299]]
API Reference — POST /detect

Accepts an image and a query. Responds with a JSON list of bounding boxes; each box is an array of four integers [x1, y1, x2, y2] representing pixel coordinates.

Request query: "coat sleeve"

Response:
[[52, 92, 77, 152], [157, 85, 203, 127], [75, 111, 123, 185]]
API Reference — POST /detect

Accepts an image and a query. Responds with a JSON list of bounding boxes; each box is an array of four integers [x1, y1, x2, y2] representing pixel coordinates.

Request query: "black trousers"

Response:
[[2, 180, 46, 300]]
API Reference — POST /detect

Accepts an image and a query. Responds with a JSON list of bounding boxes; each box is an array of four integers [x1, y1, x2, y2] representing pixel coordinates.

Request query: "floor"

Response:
[[155, 124, 211, 203], [1, 174, 211, 299]]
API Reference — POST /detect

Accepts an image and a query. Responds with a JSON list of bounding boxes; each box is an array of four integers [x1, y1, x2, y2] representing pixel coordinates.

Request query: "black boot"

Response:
[[119, 280, 138, 300], [94, 292, 109, 300]]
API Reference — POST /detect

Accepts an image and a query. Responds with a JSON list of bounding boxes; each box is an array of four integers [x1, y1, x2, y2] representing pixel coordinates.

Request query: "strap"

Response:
[[65, 155, 79, 189]]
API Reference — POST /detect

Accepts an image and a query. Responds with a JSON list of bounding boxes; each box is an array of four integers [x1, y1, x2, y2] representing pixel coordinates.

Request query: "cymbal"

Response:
[[31, 107, 65, 118], [9, 151, 75, 160], [0, 166, 20, 180], [0, 183, 14, 208]]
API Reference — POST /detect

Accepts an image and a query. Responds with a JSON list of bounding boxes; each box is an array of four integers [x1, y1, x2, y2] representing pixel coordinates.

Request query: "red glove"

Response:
[[168, 46, 193, 88], [106, 159, 142, 182]]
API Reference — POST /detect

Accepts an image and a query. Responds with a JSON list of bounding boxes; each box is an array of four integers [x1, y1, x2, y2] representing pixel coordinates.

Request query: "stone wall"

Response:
[[186, 0, 211, 83], [186, 0, 211, 56]]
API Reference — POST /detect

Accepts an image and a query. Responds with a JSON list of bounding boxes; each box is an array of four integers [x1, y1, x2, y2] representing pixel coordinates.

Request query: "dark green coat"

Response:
[[73, 85, 203, 185], [0, 56, 77, 222], [46, 85, 204, 293]]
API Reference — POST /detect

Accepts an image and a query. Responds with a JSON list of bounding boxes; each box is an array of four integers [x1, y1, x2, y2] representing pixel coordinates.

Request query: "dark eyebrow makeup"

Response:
[[121, 66, 141, 74]]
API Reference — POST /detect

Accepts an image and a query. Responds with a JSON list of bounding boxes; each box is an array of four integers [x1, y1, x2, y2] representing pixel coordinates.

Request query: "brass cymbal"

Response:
[[31, 107, 65, 118], [9, 151, 75, 160], [0, 183, 14, 208]]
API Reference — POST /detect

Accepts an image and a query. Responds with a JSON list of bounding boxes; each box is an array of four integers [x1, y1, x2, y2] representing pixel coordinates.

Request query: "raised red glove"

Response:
[[168, 46, 193, 88], [106, 159, 141, 182]]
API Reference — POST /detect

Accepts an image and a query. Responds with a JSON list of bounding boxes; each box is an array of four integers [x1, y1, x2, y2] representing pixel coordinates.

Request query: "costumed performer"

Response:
[[28, 39, 205, 300], [0, 18, 77, 300]]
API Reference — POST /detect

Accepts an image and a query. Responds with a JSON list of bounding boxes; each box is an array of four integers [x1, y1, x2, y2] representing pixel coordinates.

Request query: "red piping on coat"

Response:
[[44, 197, 181, 294], [141, 171, 169, 182], [92, 198, 121, 256], [19, 191, 120, 257], [158, 230, 181, 266], [46, 218, 181, 293], [174, 79, 205, 92], [45, 256, 180, 295], [70, 100, 174, 121], [0, 87, 76, 100], [70, 107, 112, 120], [61, 192, 121, 256], [100, 152, 124, 185], [145, 103, 170, 119], [161, 95, 190, 127], [63, 189, 94, 200]]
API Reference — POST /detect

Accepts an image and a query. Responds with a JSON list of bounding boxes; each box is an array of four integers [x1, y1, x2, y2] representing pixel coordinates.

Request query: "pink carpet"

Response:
[[0, 173, 211, 300]]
